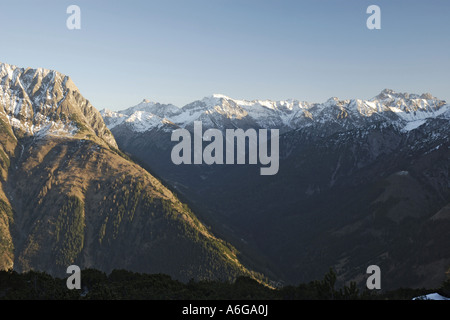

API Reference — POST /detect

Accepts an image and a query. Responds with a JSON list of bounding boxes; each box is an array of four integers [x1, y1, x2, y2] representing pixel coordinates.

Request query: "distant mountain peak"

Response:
[[326, 97, 340, 103], [381, 88, 396, 95], [211, 93, 232, 100], [420, 92, 438, 100], [374, 88, 439, 102]]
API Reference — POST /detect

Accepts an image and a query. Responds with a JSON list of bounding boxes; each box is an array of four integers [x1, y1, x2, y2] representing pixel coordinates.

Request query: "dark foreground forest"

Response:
[[0, 268, 449, 300]]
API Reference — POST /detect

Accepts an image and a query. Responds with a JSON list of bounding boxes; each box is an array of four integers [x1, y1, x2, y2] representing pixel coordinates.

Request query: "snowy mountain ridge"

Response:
[[102, 89, 449, 134]]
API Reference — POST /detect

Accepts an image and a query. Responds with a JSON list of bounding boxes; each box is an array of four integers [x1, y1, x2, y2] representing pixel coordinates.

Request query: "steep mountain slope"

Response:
[[0, 62, 258, 282], [103, 90, 450, 290]]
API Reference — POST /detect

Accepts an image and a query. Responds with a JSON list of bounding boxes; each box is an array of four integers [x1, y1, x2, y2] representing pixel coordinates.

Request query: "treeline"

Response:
[[0, 268, 448, 300]]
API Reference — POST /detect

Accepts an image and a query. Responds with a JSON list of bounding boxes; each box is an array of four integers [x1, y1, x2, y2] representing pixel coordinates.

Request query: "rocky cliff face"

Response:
[[0, 62, 257, 282], [0, 62, 117, 147]]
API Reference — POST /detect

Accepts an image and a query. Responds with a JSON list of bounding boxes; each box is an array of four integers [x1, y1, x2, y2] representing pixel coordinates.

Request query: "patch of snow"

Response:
[[413, 293, 450, 300], [402, 120, 427, 132]]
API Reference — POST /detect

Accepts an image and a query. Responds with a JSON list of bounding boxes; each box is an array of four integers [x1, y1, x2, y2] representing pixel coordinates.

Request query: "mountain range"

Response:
[[101, 90, 449, 133], [101, 89, 450, 290]]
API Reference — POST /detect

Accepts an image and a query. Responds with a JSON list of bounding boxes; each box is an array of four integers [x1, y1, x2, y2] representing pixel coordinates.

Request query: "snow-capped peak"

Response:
[[369, 89, 447, 123], [0, 62, 77, 138], [374, 88, 439, 104], [0, 62, 117, 147], [212, 93, 232, 100]]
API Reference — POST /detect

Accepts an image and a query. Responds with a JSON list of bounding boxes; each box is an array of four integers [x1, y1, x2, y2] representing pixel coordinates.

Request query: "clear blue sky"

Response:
[[1, 0, 449, 110]]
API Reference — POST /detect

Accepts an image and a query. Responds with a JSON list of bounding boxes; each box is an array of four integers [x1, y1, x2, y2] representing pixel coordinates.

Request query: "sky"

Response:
[[0, 0, 449, 110]]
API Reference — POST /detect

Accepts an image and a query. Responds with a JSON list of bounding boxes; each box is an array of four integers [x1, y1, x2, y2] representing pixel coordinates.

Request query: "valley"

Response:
[[102, 90, 450, 290]]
